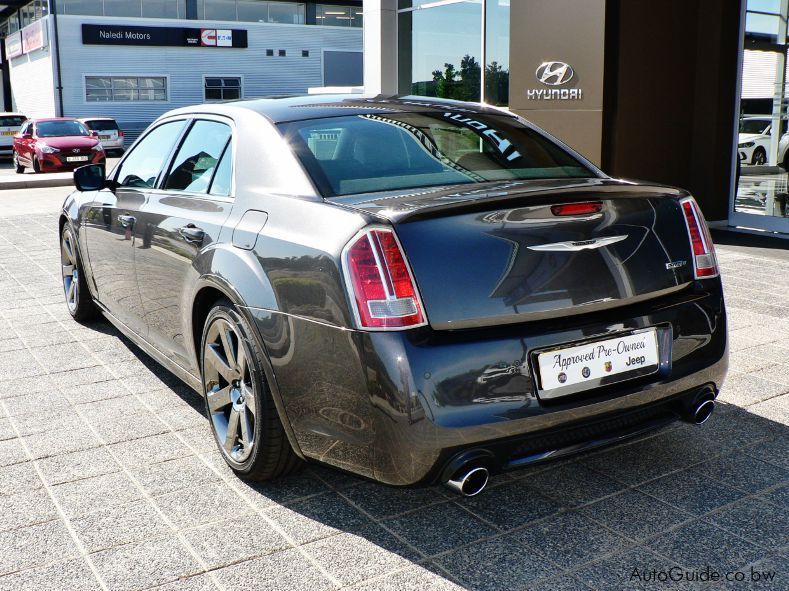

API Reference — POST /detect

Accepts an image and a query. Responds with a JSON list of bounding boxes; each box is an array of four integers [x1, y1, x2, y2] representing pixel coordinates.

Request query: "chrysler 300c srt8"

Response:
[[60, 96, 727, 496]]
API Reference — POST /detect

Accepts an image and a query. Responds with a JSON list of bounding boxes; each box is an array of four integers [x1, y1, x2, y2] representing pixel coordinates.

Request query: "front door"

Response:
[[134, 118, 234, 373], [82, 119, 188, 336]]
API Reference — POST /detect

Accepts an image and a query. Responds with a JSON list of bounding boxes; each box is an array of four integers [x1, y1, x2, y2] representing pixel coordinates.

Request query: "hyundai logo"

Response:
[[536, 61, 574, 86], [72, 149, 80, 153]]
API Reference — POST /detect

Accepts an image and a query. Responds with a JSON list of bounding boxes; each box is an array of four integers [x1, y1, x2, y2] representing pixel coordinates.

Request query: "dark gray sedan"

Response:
[[59, 95, 727, 496]]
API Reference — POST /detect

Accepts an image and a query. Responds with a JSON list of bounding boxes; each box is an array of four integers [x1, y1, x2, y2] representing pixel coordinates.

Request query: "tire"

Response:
[[752, 147, 766, 166], [200, 300, 301, 481], [13, 151, 24, 174], [60, 224, 99, 321], [32, 157, 41, 174]]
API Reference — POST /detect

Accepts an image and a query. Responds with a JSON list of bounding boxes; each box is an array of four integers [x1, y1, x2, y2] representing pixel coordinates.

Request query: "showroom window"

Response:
[[205, 77, 242, 101], [316, 5, 363, 27], [86, 76, 168, 102], [199, 0, 306, 23], [59, 0, 186, 18], [398, 0, 509, 106]]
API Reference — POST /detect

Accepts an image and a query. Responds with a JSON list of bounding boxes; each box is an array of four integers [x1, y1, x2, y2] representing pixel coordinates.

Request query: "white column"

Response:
[[363, 0, 399, 95]]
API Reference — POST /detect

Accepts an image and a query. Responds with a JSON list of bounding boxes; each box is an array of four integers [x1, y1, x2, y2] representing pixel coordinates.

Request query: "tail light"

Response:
[[343, 228, 427, 329], [119, 130, 124, 137], [680, 197, 718, 279]]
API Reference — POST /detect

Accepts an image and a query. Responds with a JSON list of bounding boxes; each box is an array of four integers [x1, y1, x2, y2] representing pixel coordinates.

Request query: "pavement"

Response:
[[0, 189, 786, 591]]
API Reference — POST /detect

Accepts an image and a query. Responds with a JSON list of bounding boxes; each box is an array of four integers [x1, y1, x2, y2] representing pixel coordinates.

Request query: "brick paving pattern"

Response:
[[0, 211, 786, 591]]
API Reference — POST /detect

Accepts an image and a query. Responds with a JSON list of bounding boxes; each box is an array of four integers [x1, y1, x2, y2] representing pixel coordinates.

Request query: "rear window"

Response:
[[279, 112, 592, 196], [0, 116, 26, 127], [84, 119, 119, 132]]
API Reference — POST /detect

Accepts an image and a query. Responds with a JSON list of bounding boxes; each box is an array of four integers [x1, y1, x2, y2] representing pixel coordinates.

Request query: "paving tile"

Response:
[[237, 469, 331, 510], [0, 417, 15, 441], [108, 432, 185, 468], [647, 520, 763, 574], [0, 557, 101, 591], [148, 574, 220, 591], [30, 343, 102, 374], [0, 437, 27, 467], [708, 497, 789, 549], [461, 479, 562, 530], [0, 520, 78, 575], [154, 480, 250, 530], [718, 371, 789, 406], [761, 483, 788, 507], [266, 491, 375, 546], [384, 501, 497, 557], [71, 499, 171, 552], [741, 437, 789, 470], [573, 545, 685, 591], [36, 447, 118, 486], [349, 563, 464, 591], [65, 379, 130, 405], [177, 425, 218, 455], [0, 487, 58, 532], [4, 389, 70, 418], [340, 481, 450, 520], [305, 523, 419, 587], [513, 510, 631, 569], [212, 547, 335, 591], [51, 471, 142, 518], [523, 576, 594, 591], [636, 468, 746, 516], [91, 536, 203, 591], [695, 451, 789, 494], [50, 366, 115, 388], [24, 423, 101, 460], [519, 461, 626, 508], [435, 536, 561, 591], [13, 407, 85, 437], [748, 394, 789, 424], [77, 394, 150, 422], [129, 455, 220, 497], [0, 461, 42, 496], [719, 554, 786, 589], [183, 513, 291, 570], [90, 411, 169, 445], [0, 349, 45, 380]]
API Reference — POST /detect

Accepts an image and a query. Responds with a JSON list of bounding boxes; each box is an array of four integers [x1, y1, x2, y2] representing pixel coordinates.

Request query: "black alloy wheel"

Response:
[[201, 300, 300, 480]]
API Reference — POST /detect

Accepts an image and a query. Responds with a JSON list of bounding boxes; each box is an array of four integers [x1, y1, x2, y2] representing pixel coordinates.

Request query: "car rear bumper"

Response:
[[248, 281, 728, 485]]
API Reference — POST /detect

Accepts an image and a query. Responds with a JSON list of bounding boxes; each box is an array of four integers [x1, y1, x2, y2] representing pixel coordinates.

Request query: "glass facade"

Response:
[[316, 4, 362, 27], [398, 0, 509, 106], [734, 0, 789, 227], [86, 76, 168, 101]]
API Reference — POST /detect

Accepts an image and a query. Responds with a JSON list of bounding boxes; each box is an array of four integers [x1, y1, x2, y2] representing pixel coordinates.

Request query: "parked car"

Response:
[[14, 118, 105, 173], [59, 96, 728, 496], [79, 117, 124, 155], [738, 116, 788, 166], [0, 113, 27, 159]]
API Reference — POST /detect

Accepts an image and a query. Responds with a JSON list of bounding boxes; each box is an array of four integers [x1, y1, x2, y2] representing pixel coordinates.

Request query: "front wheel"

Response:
[[201, 300, 301, 481], [60, 225, 98, 321], [13, 151, 24, 174], [32, 156, 41, 174], [752, 147, 766, 166]]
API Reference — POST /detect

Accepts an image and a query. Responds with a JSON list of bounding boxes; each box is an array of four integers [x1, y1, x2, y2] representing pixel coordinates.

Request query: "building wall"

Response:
[[10, 14, 361, 141], [6, 19, 56, 118]]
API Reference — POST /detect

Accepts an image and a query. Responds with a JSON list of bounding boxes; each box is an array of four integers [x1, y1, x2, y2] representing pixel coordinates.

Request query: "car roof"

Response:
[[78, 116, 117, 121], [31, 117, 80, 122], [167, 94, 517, 124]]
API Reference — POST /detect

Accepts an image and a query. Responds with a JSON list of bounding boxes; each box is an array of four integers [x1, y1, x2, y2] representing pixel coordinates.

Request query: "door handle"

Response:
[[178, 224, 205, 243], [117, 214, 135, 228]]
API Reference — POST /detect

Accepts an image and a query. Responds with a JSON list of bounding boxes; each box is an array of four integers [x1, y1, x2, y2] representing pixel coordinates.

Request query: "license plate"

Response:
[[1, 131, 15, 135], [65, 156, 89, 162], [99, 135, 111, 140], [536, 329, 660, 393]]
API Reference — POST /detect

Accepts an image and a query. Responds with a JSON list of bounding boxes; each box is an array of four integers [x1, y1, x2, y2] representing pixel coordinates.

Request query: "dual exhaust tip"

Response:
[[445, 466, 490, 497], [683, 387, 717, 425]]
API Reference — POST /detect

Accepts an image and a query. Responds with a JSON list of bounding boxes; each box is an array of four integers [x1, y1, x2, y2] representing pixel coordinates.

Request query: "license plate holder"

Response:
[[534, 328, 663, 400], [65, 156, 89, 162]]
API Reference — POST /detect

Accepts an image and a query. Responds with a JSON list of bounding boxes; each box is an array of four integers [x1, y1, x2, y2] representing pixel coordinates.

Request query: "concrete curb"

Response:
[[0, 176, 74, 190]]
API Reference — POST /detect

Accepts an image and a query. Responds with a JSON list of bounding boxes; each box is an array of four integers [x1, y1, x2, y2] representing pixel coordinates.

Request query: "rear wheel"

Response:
[[13, 151, 24, 174], [60, 225, 98, 321], [32, 157, 41, 174], [201, 300, 301, 481]]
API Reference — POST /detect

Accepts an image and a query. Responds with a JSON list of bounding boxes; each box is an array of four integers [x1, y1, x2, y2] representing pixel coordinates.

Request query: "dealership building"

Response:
[[0, 0, 362, 141], [365, 0, 787, 236]]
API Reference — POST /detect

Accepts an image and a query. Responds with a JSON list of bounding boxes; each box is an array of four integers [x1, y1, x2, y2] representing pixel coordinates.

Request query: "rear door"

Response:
[[134, 117, 235, 372], [82, 118, 188, 336]]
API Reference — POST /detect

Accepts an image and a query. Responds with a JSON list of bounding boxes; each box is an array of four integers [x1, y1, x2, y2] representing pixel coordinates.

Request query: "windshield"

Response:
[[84, 119, 119, 131], [0, 116, 25, 127], [36, 120, 91, 138], [740, 119, 770, 135], [280, 112, 593, 196]]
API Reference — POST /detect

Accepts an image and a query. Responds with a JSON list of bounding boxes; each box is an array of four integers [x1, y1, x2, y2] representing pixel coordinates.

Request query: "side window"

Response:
[[163, 120, 232, 194], [116, 120, 187, 188], [208, 141, 233, 196]]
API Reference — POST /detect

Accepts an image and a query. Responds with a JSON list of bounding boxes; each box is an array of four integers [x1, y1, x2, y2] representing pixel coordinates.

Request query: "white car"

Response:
[[737, 116, 789, 166], [0, 113, 27, 159], [78, 117, 124, 155]]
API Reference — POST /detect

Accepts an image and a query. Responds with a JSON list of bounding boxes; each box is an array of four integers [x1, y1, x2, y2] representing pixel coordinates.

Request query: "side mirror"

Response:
[[74, 164, 106, 192], [90, 130, 99, 137], [21, 133, 32, 140]]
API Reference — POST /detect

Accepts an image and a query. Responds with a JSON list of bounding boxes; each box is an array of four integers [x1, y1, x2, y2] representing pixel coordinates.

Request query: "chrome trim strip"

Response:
[[527, 234, 629, 252]]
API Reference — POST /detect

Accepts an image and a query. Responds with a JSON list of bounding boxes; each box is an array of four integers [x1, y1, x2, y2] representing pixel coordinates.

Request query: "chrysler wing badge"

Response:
[[527, 235, 629, 252]]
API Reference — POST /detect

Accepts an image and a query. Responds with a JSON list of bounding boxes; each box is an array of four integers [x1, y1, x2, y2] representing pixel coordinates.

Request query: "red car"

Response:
[[13, 117, 105, 174]]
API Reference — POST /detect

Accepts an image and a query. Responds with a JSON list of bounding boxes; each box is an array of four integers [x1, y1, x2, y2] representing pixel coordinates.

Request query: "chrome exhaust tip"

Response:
[[692, 398, 715, 425], [444, 466, 490, 497]]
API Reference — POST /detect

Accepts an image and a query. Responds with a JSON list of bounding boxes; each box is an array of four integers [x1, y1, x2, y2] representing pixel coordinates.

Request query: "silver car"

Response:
[[78, 117, 124, 154], [0, 113, 27, 158]]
